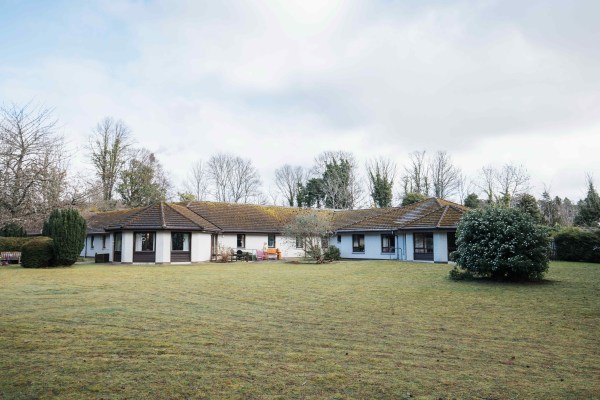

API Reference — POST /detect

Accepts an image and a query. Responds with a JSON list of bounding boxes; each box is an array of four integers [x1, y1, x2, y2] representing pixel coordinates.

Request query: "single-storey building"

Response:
[[81, 198, 468, 264]]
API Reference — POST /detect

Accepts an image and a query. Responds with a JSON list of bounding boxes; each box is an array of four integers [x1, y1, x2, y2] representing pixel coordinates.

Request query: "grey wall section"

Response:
[[332, 232, 406, 260], [80, 233, 113, 261]]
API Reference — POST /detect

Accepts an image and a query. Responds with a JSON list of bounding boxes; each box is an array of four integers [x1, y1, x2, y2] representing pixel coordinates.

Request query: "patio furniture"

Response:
[[236, 250, 250, 262], [265, 248, 281, 260], [1, 251, 21, 265]]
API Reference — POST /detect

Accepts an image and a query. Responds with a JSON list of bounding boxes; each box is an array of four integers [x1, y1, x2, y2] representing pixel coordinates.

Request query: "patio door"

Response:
[[113, 232, 122, 262]]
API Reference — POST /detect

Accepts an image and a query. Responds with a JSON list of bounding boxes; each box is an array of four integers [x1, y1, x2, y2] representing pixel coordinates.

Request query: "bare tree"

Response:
[[366, 157, 396, 207], [477, 165, 496, 204], [477, 163, 530, 206], [183, 159, 209, 201], [494, 163, 530, 207], [274, 164, 305, 206], [88, 117, 132, 201], [0, 103, 67, 221], [429, 151, 460, 200], [455, 172, 471, 205], [401, 150, 430, 196], [207, 153, 263, 203]]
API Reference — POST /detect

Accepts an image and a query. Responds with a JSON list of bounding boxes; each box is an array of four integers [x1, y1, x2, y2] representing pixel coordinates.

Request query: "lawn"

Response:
[[0, 261, 598, 399]]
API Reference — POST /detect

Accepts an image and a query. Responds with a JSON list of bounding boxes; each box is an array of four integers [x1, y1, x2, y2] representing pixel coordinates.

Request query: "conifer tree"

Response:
[[42, 209, 87, 266]]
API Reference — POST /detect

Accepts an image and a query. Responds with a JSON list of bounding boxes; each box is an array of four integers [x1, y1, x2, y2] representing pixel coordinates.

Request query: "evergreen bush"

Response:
[[0, 222, 27, 237], [324, 245, 341, 261], [554, 228, 600, 263], [21, 237, 55, 268], [451, 207, 550, 281], [0, 237, 32, 252], [42, 208, 87, 266]]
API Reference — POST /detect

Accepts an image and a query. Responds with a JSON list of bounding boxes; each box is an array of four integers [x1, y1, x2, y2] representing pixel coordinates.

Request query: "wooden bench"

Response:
[[265, 248, 281, 260], [1, 251, 21, 265]]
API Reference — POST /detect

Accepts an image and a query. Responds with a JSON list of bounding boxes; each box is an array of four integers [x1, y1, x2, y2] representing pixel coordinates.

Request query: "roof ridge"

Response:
[[436, 205, 449, 228], [184, 203, 224, 231], [398, 202, 443, 228], [114, 204, 154, 228], [167, 203, 208, 230], [160, 202, 166, 228]]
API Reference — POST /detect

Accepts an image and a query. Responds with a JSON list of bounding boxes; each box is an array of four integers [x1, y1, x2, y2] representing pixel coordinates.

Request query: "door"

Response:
[[211, 234, 218, 260], [113, 232, 122, 262]]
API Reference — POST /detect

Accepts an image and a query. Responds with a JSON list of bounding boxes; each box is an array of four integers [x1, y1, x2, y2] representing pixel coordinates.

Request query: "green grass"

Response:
[[1, 261, 598, 399]]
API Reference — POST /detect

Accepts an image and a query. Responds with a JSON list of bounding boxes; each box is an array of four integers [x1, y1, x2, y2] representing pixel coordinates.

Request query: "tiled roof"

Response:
[[183, 201, 303, 233], [334, 198, 468, 232], [85, 203, 217, 233], [83, 198, 468, 235]]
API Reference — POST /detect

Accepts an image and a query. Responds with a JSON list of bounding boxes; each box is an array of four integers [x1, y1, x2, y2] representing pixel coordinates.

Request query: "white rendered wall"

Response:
[[219, 233, 268, 252], [191, 232, 212, 262], [155, 231, 171, 264], [121, 231, 134, 263], [218, 233, 306, 258], [277, 236, 306, 258], [405, 233, 414, 261], [433, 232, 448, 263]]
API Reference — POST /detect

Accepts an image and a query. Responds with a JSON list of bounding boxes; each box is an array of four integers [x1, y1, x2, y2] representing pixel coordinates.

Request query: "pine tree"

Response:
[[42, 209, 87, 266], [575, 178, 600, 226], [515, 194, 542, 223]]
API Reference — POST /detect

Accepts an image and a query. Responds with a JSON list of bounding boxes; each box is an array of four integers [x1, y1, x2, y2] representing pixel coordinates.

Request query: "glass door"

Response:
[[113, 232, 122, 262]]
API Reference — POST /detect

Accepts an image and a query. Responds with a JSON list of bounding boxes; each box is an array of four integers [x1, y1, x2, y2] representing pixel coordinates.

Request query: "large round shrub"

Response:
[[21, 237, 55, 268], [42, 208, 87, 266], [452, 207, 550, 281]]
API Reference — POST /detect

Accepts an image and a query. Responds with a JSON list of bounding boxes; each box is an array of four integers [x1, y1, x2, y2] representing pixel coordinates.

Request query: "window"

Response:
[[321, 236, 329, 249], [296, 236, 304, 248], [172, 232, 190, 251], [381, 234, 395, 253], [90, 236, 95, 249], [237, 234, 245, 248], [414, 233, 434, 254], [268, 234, 276, 248], [352, 234, 365, 253], [337, 235, 341, 243], [135, 232, 155, 252], [102, 235, 107, 249]]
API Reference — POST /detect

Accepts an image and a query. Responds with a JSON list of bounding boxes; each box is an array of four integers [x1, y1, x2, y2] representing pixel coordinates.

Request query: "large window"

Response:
[[337, 235, 341, 243], [381, 234, 395, 253], [296, 236, 304, 248], [321, 237, 329, 249], [172, 232, 190, 251], [102, 235, 107, 249], [90, 236, 95, 249], [135, 232, 155, 252], [268, 234, 276, 248], [237, 234, 245, 248], [414, 233, 434, 260], [352, 234, 365, 253]]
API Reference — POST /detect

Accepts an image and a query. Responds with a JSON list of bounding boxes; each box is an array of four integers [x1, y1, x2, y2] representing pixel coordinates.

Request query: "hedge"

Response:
[[554, 228, 600, 263], [21, 237, 55, 268], [0, 236, 33, 252]]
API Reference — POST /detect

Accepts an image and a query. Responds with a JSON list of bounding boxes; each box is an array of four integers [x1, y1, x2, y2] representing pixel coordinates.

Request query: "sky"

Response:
[[1, 0, 599, 204]]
